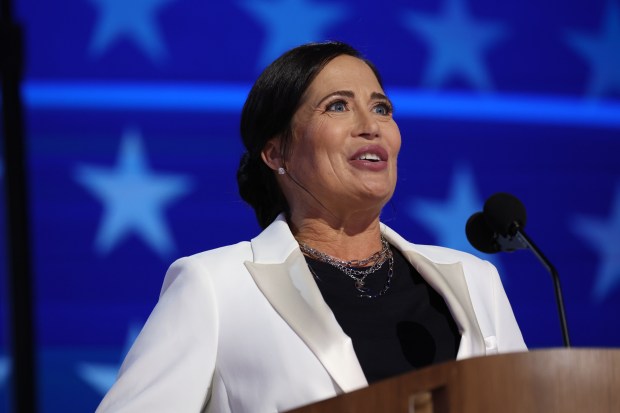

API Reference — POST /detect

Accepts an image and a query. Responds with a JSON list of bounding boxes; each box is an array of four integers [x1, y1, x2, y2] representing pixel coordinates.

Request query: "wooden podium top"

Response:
[[286, 349, 620, 413]]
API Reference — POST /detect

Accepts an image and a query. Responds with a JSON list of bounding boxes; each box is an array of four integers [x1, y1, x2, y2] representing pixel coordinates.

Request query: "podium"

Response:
[[286, 349, 620, 412]]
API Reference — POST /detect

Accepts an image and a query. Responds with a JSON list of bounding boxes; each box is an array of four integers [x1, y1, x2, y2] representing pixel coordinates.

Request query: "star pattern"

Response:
[[239, 0, 348, 68], [77, 323, 142, 395], [75, 128, 193, 258], [572, 184, 620, 302], [406, 165, 501, 267], [88, 0, 176, 62], [402, 0, 506, 90], [6, 1, 620, 409], [566, 1, 620, 97]]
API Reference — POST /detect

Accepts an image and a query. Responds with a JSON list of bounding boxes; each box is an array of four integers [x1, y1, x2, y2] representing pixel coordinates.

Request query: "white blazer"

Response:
[[96, 215, 526, 413]]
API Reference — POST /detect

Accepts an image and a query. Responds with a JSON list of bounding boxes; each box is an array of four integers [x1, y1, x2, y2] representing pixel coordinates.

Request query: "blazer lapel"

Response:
[[382, 226, 487, 359], [244, 216, 367, 393], [244, 215, 486, 392]]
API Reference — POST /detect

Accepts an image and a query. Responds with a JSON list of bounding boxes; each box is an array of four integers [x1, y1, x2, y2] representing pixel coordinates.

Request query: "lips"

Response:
[[350, 145, 388, 162], [349, 145, 389, 171]]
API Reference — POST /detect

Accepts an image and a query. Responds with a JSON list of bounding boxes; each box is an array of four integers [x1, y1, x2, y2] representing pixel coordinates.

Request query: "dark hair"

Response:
[[237, 41, 383, 229]]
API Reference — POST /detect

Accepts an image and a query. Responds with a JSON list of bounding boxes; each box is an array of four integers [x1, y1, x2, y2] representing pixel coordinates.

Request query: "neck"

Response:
[[289, 211, 384, 261]]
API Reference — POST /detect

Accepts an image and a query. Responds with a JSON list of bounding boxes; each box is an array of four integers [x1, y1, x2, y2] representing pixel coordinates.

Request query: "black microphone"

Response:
[[465, 194, 528, 253], [466, 193, 571, 348], [466, 210, 528, 253], [465, 212, 500, 253], [483, 192, 527, 237]]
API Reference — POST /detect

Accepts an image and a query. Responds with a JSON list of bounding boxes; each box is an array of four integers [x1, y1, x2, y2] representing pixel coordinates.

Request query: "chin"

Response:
[[356, 187, 395, 207]]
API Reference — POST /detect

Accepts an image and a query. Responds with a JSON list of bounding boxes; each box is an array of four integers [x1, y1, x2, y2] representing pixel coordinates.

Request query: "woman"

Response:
[[96, 41, 526, 413]]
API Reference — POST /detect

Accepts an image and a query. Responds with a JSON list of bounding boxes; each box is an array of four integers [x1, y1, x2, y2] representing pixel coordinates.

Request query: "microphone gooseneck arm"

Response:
[[467, 192, 571, 348], [513, 224, 571, 348]]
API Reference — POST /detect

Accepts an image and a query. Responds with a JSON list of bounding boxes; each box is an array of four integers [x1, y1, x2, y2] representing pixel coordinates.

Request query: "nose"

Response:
[[353, 110, 380, 138]]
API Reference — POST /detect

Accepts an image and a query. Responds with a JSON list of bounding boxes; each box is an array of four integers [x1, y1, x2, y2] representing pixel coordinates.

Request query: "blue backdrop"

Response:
[[1, 0, 619, 411]]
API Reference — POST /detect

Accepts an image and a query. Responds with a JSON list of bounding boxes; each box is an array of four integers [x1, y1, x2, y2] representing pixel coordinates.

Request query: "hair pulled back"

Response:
[[237, 41, 383, 228]]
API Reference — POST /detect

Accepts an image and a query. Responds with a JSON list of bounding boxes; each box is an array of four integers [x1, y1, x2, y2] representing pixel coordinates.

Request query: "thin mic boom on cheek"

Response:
[[282, 167, 338, 220]]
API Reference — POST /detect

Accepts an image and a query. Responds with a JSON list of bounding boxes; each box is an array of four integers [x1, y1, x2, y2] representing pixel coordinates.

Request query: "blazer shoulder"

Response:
[[418, 245, 500, 288], [416, 244, 490, 265], [192, 241, 254, 264], [382, 224, 490, 267], [162, 241, 253, 293]]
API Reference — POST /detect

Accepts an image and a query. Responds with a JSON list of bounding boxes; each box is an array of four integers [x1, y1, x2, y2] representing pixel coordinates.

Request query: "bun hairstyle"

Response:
[[237, 41, 383, 229]]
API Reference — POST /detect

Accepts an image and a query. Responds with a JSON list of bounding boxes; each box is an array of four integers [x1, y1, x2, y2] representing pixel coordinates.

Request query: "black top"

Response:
[[305, 246, 461, 383]]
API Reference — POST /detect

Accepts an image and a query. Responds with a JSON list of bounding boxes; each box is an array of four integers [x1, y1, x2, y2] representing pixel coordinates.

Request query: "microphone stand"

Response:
[[513, 225, 571, 348]]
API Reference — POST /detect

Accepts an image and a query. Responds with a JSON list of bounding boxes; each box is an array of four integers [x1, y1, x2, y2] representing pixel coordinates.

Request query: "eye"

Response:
[[326, 100, 348, 112], [372, 102, 393, 116]]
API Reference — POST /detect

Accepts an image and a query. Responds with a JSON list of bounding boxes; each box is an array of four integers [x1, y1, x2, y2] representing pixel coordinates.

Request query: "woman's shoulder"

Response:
[[382, 223, 490, 266], [410, 244, 490, 265], [161, 241, 254, 292], [171, 241, 254, 272]]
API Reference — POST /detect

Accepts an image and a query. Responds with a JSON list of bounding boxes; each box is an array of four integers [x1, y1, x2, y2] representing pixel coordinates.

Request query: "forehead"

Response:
[[305, 55, 383, 98]]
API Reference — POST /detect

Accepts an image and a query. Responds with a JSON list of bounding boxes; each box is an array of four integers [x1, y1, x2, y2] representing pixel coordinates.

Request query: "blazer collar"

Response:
[[380, 224, 487, 359], [245, 215, 485, 392], [245, 215, 367, 393]]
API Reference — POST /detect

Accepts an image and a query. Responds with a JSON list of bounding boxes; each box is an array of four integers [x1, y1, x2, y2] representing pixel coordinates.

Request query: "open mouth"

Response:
[[351, 145, 388, 163], [356, 153, 382, 162]]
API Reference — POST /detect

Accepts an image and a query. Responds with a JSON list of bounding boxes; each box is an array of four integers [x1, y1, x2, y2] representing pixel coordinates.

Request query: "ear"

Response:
[[260, 137, 284, 171]]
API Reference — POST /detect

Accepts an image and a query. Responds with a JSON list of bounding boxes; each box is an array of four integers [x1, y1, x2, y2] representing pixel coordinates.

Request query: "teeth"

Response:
[[357, 153, 381, 161]]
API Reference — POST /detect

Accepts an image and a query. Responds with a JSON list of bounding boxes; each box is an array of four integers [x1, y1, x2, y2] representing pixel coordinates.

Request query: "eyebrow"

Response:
[[316, 90, 391, 106]]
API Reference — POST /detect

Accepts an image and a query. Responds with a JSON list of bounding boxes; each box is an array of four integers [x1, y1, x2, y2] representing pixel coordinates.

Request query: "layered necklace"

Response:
[[298, 236, 394, 298]]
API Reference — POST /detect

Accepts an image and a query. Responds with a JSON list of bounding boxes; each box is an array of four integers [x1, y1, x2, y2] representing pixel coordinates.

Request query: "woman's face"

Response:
[[278, 55, 402, 218]]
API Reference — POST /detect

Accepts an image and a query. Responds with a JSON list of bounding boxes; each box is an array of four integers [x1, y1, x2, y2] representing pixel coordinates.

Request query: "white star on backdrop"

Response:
[[402, 0, 506, 90], [566, 0, 620, 97], [572, 184, 620, 302], [239, 0, 348, 69], [87, 0, 176, 62], [77, 323, 142, 395], [75, 128, 193, 258], [406, 165, 501, 267]]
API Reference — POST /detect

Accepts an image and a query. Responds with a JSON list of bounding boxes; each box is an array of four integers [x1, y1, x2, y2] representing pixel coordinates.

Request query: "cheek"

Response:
[[387, 123, 402, 155], [298, 118, 338, 157], [387, 124, 401, 178]]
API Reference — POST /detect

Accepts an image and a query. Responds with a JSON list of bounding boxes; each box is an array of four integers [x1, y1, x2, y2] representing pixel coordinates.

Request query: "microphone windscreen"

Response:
[[483, 193, 527, 236], [465, 212, 500, 254]]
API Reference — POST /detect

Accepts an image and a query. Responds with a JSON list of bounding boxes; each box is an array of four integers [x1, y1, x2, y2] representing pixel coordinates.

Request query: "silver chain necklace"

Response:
[[299, 236, 394, 298]]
